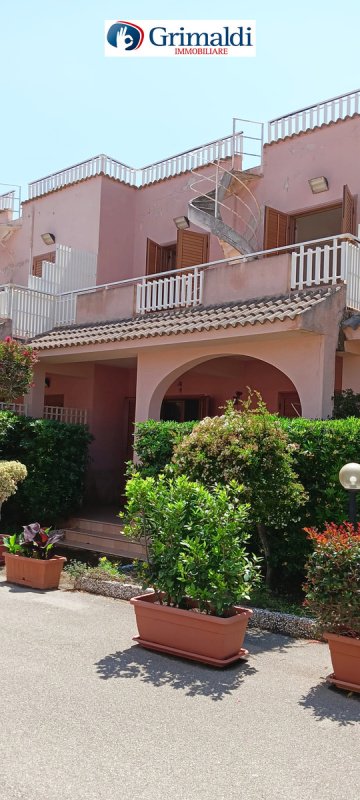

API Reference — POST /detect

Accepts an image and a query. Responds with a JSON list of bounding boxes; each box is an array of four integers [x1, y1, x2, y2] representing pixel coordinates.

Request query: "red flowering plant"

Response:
[[0, 337, 38, 403], [304, 523, 360, 638], [3, 523, 64, 560]]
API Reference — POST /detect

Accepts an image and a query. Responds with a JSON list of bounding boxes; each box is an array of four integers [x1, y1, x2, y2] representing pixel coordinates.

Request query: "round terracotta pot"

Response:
[[130, 591, 253, 666], [325, 632, 360, 692], [4, 553, 66, 590]]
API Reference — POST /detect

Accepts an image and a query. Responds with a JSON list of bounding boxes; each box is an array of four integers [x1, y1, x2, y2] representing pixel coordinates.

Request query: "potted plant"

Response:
[[0, 460, 28, 565], [122, 474, 261, 666], [3, 522, 66, 589], [304, 522, 360, 692]]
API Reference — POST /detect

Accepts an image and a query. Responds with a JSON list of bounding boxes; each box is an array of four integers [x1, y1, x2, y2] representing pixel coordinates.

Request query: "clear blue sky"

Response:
[[1, 0, 360, 197]]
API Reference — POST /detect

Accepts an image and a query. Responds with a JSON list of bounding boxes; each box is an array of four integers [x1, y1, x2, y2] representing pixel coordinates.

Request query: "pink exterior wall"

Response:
[[132, 170, 224, 274], [165, 356, 297, 414], [96, 179, 137, 285], [258, 117, 360, 225], [0, 179, 102, 286]]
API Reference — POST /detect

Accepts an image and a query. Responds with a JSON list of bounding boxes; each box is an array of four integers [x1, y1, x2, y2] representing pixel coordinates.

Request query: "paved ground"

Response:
[[0, 576, 359, 800]]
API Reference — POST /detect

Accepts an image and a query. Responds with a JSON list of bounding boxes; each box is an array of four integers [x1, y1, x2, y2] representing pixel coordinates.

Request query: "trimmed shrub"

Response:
[[133, 419, 195, 477], [0, 412, 92, 528], [122, 473, 261, 616], [133, 413, 360, 589], [171, 401, 306, 587]]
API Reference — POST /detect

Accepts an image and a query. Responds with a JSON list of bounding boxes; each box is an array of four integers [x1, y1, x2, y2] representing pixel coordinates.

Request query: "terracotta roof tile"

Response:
[[31, 287, 341, 351]]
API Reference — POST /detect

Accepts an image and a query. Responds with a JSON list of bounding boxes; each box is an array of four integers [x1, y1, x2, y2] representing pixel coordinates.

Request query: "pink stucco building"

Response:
[[2, 88, 360, 505]]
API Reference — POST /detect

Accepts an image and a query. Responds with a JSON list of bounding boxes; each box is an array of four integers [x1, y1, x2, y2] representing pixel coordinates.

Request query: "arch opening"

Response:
[[158, 355, 301, 422]]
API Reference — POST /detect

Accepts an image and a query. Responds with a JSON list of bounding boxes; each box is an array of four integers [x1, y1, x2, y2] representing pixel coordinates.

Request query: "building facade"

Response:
[[1, 89, 360, 502]]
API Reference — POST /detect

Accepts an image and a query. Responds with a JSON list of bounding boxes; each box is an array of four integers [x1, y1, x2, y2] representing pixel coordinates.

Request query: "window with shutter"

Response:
[[342, 185, 357, 235], [263, 207, 290, 251], [32, 250, 56, 278], [146, 239, 162, 275], [176, 230, 209, 270]]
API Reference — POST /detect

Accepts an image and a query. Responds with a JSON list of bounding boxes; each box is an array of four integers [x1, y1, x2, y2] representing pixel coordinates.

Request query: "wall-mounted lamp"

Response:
[[308, 176, 329, 194], [173, 216, 189, 230], [41, 232, 56, 246]]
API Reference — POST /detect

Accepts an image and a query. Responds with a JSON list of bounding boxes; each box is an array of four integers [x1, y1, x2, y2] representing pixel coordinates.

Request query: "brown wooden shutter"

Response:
[[342, 185, 357, 235], [146, 238, 163, 275], [32, 250, 55, 278], [176, 230, 209, 269], [263, 207, 290, 251]]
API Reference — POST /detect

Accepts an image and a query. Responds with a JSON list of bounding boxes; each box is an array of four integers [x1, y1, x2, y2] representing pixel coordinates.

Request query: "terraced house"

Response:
[[1, 88, 360, 508]]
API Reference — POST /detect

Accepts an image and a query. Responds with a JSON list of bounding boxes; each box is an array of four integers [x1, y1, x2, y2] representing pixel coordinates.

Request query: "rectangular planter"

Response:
[[4, 553, 66, 590], [130, 592, 252, 665], [325, 632, 360, 690]]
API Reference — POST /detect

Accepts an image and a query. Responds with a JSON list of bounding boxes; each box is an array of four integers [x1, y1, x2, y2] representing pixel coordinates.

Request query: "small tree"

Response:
[[0, 460, 27, 519], [172, 395, 307, 587], [0, 338, 38, 403]]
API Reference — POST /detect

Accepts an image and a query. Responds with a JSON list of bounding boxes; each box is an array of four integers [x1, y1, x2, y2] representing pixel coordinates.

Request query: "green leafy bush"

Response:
[[304, 522, 360, 636], [133, 419, 195, 477], [122, 473, 261, 617], [332, 389, 360, 418], [171, 400, 306, 587], [133, 413, 360, 588], [0, 412, 92, 528]]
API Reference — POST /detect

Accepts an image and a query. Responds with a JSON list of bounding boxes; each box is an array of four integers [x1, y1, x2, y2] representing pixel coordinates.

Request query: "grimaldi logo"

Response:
[[104, 19, 256, 57]]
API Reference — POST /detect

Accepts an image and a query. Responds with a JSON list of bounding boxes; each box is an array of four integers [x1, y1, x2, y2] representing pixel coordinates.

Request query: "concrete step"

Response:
[[62, 525, 147, 560], [67, 517, 123, 537]]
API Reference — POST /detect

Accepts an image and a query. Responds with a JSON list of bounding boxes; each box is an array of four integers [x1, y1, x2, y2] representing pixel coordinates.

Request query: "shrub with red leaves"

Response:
[[304, 522, 360, 637], [0, 338, 38, 403]]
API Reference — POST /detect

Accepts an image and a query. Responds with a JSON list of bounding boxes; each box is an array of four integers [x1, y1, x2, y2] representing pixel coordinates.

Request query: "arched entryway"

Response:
[[160, 355, 301, 421]]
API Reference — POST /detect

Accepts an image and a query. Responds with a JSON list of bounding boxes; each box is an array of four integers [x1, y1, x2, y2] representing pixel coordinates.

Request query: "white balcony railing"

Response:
[[268, 88, 360, 142], [0, 285, 77, 338], [28, 244, 97, 295], [136, 267, 204, 314], [290, 236, 360, 309], [43, 406, 88, 424]]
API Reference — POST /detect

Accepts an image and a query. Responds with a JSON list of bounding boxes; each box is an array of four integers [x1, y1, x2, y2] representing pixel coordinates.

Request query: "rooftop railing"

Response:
[[28, 133, 243, 200], [268, 88, 360, 142]]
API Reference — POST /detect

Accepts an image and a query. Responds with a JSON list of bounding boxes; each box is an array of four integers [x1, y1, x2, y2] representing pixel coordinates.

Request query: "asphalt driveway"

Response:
[[0, 574, 359, 800]]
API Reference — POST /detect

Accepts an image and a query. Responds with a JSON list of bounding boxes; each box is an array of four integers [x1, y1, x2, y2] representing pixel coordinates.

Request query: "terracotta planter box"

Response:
[[4, 553, 66, 590], [325, 632, 360, 693], [130, 592, 253, 666]]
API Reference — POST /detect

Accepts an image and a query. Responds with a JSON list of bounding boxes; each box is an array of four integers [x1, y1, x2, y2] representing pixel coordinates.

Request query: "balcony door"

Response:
[[146, 230, 209, 275], [263, 184, 357, 251]]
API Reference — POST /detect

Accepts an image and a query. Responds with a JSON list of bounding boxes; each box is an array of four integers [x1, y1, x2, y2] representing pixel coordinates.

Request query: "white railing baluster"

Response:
[[323, 245, 330, 283], [298, 246, 305, 289], [314, 247, 321, 284], [305, 248, 313, 286]]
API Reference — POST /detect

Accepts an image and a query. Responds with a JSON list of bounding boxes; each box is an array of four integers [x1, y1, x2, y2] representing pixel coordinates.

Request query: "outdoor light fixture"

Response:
[[308, 176, 329, 194], [339, 462, 360, 525], [41, 232, 56, 246], [173, 216, 189, 230]]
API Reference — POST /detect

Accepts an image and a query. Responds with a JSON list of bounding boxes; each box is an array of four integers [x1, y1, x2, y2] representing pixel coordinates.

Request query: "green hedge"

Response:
[[0, 412, 92, 529], [133, 419, 196, 477], [134, 416, 360, 588]]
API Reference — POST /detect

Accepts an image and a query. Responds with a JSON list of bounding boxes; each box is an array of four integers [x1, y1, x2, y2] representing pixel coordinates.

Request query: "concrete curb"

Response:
[[73, 577, 317, 639]]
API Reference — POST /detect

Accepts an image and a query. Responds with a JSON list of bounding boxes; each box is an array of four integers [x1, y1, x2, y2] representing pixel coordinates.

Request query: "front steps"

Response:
[[61, 517, 147, 560]]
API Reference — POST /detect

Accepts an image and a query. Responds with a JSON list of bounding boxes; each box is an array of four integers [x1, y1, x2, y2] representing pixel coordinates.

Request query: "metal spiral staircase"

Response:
[[188, 162, 262, 257]]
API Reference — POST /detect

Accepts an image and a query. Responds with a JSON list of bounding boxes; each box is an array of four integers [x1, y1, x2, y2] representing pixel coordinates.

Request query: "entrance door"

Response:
[[146, 230, 209, 275]]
